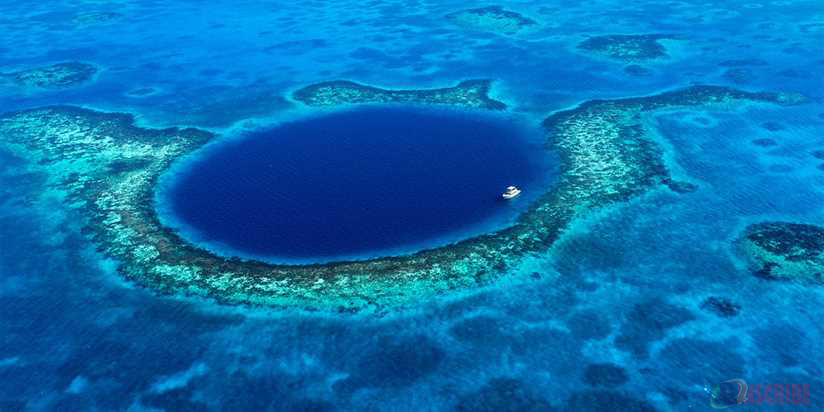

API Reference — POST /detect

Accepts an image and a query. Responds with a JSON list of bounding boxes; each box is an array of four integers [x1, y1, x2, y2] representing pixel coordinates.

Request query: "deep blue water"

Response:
[[1, 0, 824, 411], [163, 107, 554, 262]]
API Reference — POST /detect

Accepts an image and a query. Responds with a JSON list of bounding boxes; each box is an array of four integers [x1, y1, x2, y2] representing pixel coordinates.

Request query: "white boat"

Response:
[[502, 185, 521, 199]]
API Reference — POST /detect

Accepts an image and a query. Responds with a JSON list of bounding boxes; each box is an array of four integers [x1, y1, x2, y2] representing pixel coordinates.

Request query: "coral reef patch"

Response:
[[3, 62, 97, 89], [661, 178, 698, 194], [0, 83, 803, 311], [445, 6, 536, 35], [737, 222, 824, 282], [723, 68, 755, 84], [700, 296, 741, 317], [293, 79, 506, 110], [624, 64, 652, 77], [761, 121, 785, 131], [752, 137, 778, 147], [73, 11, 123, 26], [125, 87, 158, 98], [577, 34, 676, 61]]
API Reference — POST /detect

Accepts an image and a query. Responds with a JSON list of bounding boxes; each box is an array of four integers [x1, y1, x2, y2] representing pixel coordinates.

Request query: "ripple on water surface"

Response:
[[156, 106, 559, 264]]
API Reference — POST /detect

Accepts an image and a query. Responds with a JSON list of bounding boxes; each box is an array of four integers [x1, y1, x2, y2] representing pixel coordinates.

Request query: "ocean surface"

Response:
[[1, 0, 823, 411]]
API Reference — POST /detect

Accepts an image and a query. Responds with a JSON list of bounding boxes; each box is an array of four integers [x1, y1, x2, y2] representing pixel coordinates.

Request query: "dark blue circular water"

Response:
[[161, 106, 557, 263]]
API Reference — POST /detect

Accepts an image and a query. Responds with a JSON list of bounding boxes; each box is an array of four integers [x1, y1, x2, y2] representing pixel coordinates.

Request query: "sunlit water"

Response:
[[0, 0, 823, 411]]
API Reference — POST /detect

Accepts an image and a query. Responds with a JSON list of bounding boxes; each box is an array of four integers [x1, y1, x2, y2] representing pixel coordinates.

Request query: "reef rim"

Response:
[[0, 80, 805, 312]]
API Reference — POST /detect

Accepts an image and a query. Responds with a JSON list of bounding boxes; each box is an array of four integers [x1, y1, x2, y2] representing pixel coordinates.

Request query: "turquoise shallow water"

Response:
[[1, 0, 824, 411]]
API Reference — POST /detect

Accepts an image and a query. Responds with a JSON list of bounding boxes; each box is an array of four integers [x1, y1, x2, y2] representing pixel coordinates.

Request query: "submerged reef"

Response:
[[0, 83, 803, 311], [722, 68, 755, 84], [700, 296, 741, 318], [125, 87, 158, 98], [3, 62, 97, 89], [73, 11, 123, 26], [583, 363, 629, 388], [292, 79, 506, 110], [577, 34, 676, 61], [159, 82, 292, 127], [624, 64, 652, 77], [761, 121, 785, 131], [445, 6, 536, 35], [752, 137, 778, 147], [660, 178, 697, 194], [737, 222, 824, 282]]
